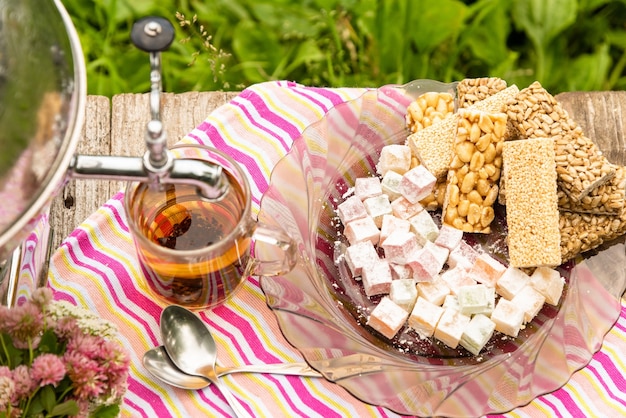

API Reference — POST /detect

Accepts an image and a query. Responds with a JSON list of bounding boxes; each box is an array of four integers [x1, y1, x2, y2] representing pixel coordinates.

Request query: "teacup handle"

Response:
[[248, 223, 297, 276]]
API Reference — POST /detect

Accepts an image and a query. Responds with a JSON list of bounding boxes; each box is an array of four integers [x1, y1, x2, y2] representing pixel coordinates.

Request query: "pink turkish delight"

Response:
[[345, 241, 379, 278], [381, 231, 420, 264], [355, 176, 383, 201], [399, 165, 437, 204], [361, 258, 393, 297], [434, 224, 464, 251], [366, 297, 409, 339], [337, 195, 368, 225], [379, 214, 411, 246], [344, 216, 380, 246]]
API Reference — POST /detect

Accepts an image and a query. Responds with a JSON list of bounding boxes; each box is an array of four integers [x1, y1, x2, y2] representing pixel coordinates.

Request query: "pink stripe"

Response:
[[205, 310, 343, 416], [188, 128, 273, 194], [589, 353, 626, 407], [126, 377, 160, 417], [233, 92, 297, 148], [196, 388, 231, 416], [62, 240, 161, 344], [544, 389, 582, 417], [291, 87, 348, 112]]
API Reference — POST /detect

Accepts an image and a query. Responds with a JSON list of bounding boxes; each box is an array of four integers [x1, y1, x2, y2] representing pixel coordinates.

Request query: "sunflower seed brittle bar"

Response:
[[506, 81, 615, 201]]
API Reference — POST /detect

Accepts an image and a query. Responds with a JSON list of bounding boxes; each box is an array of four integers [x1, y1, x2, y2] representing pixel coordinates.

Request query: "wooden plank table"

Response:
[[49, 90, 626, 252]]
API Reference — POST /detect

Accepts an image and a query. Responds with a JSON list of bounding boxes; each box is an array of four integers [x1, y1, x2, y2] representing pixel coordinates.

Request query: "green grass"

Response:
[[62, 0, 626, 97]]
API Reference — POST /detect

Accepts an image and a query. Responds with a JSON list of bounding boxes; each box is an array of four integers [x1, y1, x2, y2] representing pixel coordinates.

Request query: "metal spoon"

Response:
[[143, 345, 323, 390], [160, 305, 251, 418]]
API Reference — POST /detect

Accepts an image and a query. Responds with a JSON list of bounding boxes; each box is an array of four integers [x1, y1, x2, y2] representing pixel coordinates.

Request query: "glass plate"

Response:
[[257, 80, 626, 417]]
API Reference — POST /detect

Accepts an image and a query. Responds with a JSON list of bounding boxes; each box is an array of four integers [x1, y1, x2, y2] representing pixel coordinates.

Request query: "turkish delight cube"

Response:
[[457, 284, 495, 316], [389, 263, 412, 280], [344, 240, 379, 278], [408, 296, 445, 338], [442, 294, 460, 311], [381, 231, 420, 264], [376, 144, 412, 176], [440, 266, 477, 295], [447, 240, 480, 270], [460, 314, 496, 356], [389, 279, 418, 312], [530, 266, 565, 306], [366, 297, 409, 339], [379, 214, 411, 246], [400, 165, 437, 204], [496, 266, 531, 300], [408, 210, 439, 245], [361, 258, 393, 297], [417, 276, 451, 306], [512, 285, 546, 323], [337, 195, 368, 224], [363, 194, 392, 228], [381, 170, 404, 201], [391, 196, 424, 220], [355, 176, 382, 201], [468, 253, 506, 287], [406, 246, 445, 282], [490, 298, 525, 337], [344, 216, 380, 246], [434, 224, 464, 251], [434, 307, 471, 349]]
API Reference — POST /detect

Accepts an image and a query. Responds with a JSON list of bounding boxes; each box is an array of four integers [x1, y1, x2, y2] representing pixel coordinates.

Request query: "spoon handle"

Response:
[[215, 362, 322, 379], [206, 369, 253, 418]]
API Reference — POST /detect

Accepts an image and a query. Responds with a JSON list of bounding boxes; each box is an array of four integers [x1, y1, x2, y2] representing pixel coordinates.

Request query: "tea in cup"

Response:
[[124, 144, 296, 309]]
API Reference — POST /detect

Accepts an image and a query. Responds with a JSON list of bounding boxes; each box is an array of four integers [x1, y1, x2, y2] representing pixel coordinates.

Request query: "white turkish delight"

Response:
[[381, 231, 420, 264], [363, 194, 392, 228], [337, 195, 368, 225], [379, 214, 411, 246], [512, 285, 546, 323], [376, 144, 412, 176], [381, 170, 404, 201], [434, 307, 471, 349], [530, 266, 564, 306], [496, 266, 531, 300], [460, 314, 496, 355], [408, 210, 439, 245], [490, 298, 525, 337], [389, 279, 418, 312], [408, 296, 445, 338]]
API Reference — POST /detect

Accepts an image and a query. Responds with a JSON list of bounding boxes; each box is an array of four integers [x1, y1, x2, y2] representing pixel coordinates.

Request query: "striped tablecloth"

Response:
[[48, 81, 626, 417]]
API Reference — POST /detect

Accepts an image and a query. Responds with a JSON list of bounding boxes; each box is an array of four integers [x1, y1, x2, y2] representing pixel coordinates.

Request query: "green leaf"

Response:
[[38, 329, 59, 354], [0, 332, 24, 367], [49, 400, 80, 417], [408, 0, 468, 53], [565, 44, 611, 91], [512, 0, 578, 48], [91, 403, 121, 418], [40, 385, 56, 413], [463, 0, 512, 66]]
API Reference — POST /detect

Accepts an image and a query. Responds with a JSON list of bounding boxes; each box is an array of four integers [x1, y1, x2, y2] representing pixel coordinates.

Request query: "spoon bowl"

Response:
[[160, 305, 251, 418]]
